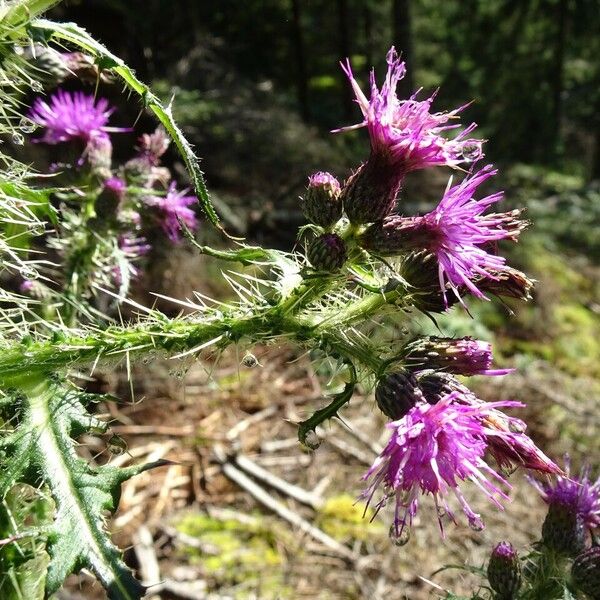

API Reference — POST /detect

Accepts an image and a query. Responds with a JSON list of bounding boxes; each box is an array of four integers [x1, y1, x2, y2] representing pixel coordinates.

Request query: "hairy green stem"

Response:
[[0, 282, 401, 385]]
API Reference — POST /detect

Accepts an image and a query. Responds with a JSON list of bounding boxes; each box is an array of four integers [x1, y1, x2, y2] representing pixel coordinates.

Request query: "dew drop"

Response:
[[469, 518, 485, 532], [19, 117, 37, 133], [241, 352, 259, 368], [30, 80, 44, 93], [461, 142, 482, 162], [389, 524, 410, 546], [11, 132, 24, 146], [437, 505, 447, 518], [108, 435, 127, 455], [303, 430, 321, 450]]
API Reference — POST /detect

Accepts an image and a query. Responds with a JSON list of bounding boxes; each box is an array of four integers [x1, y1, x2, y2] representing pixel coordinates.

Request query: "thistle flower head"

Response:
[[402, 336, 511, 376], [144, 182, 198, 242], [529, 456, 600, 530], [487, 542, 521, 600], [360, 165, 526, 302], [302, 172, 342, 227], [336, 47, 483, 172], [29, 90, 121, 145], [362, 393, 514, 534]]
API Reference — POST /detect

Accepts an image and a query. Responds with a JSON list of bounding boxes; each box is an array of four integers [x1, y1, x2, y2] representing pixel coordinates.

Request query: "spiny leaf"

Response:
[[1, 376, 165, 599], [30, 18, 222, 232]]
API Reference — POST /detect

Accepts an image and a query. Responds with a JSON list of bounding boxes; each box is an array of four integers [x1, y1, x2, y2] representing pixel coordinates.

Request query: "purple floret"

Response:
[[144, 182, 198, 242], [29, 90, 123, 145], [334, 47, 483, 173]]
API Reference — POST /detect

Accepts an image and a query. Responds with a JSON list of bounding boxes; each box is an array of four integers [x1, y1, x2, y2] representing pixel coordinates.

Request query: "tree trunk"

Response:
[[291, 0, 310, 121], [338, 0, 354, 120], [392, 0, 414, 97], [363, 2, 373, 72], [550, 0, 568, 162]]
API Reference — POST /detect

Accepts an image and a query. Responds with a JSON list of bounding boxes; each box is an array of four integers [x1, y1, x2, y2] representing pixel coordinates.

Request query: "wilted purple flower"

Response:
[[402, 336, 511, 376], [144, 182, 198, 242], [29, 90, 124, 145], [336, 47, 483, 173], [362, 394, 514, 534], [529, 456, 600, 530], [360, 165, 526, 302]]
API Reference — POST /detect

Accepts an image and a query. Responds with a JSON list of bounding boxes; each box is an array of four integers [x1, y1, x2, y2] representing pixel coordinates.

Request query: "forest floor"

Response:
[[57, 340, 595, 600]]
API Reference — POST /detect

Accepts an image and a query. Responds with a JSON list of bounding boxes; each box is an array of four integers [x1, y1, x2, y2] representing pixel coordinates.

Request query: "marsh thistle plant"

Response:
[[0, 6, 594, 599]]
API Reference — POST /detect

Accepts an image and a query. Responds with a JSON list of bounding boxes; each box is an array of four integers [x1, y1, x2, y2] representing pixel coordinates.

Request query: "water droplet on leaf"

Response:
[[11, 132, 24, 146], [30, 80, 44, 93]]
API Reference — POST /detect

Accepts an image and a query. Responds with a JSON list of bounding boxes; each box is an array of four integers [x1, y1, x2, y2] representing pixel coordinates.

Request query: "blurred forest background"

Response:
[[45, 1, 600, 599]]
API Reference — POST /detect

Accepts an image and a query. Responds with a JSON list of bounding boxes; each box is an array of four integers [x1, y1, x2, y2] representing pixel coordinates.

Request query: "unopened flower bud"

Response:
[[307, 233, 347, 272], [86, 134, 112, 178], [487, 542, 521, 600], [375, 369, 421, 420], [402, 336, 506, 377], [398, 252, 458, 313], [416, 371, 464, 405], [541, 501, 587, 556], [340, 155, 403, 224], [95, 177, 126, 218], [302, 172, 342, 228], [571, 547, 600, 600]]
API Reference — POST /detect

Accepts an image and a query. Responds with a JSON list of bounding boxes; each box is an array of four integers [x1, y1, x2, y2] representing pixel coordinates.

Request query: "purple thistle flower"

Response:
[[529, 456, 600, 530], [362, 391, 561, 535], [335, 47, 483, 173], [144, 182, 198, 242], [362, 394, 514, 534], [29, 90, 126, 145], [360, 165, 526, 302]]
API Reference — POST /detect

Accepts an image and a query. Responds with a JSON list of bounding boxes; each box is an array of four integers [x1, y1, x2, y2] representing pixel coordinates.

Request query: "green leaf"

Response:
[[30, 19, 222, 231], [0, 376, 165, 599]]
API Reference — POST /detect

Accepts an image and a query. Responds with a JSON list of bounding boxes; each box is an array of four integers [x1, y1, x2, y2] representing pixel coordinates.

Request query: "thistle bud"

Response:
[[541, 501, 587, 556], [402, 336, 505, 377], [95, 177, 126, 218], [307, 233, 347, 272], [86, 134, 113, 179], [399, 252, 458, 313], [302, 172, 342, 228], [487, 542, 521, 600], [416, 370, 464, 405], [340, 155, 403, 224], [571, 547, 600, 600], [375, 369, 421, 420]]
